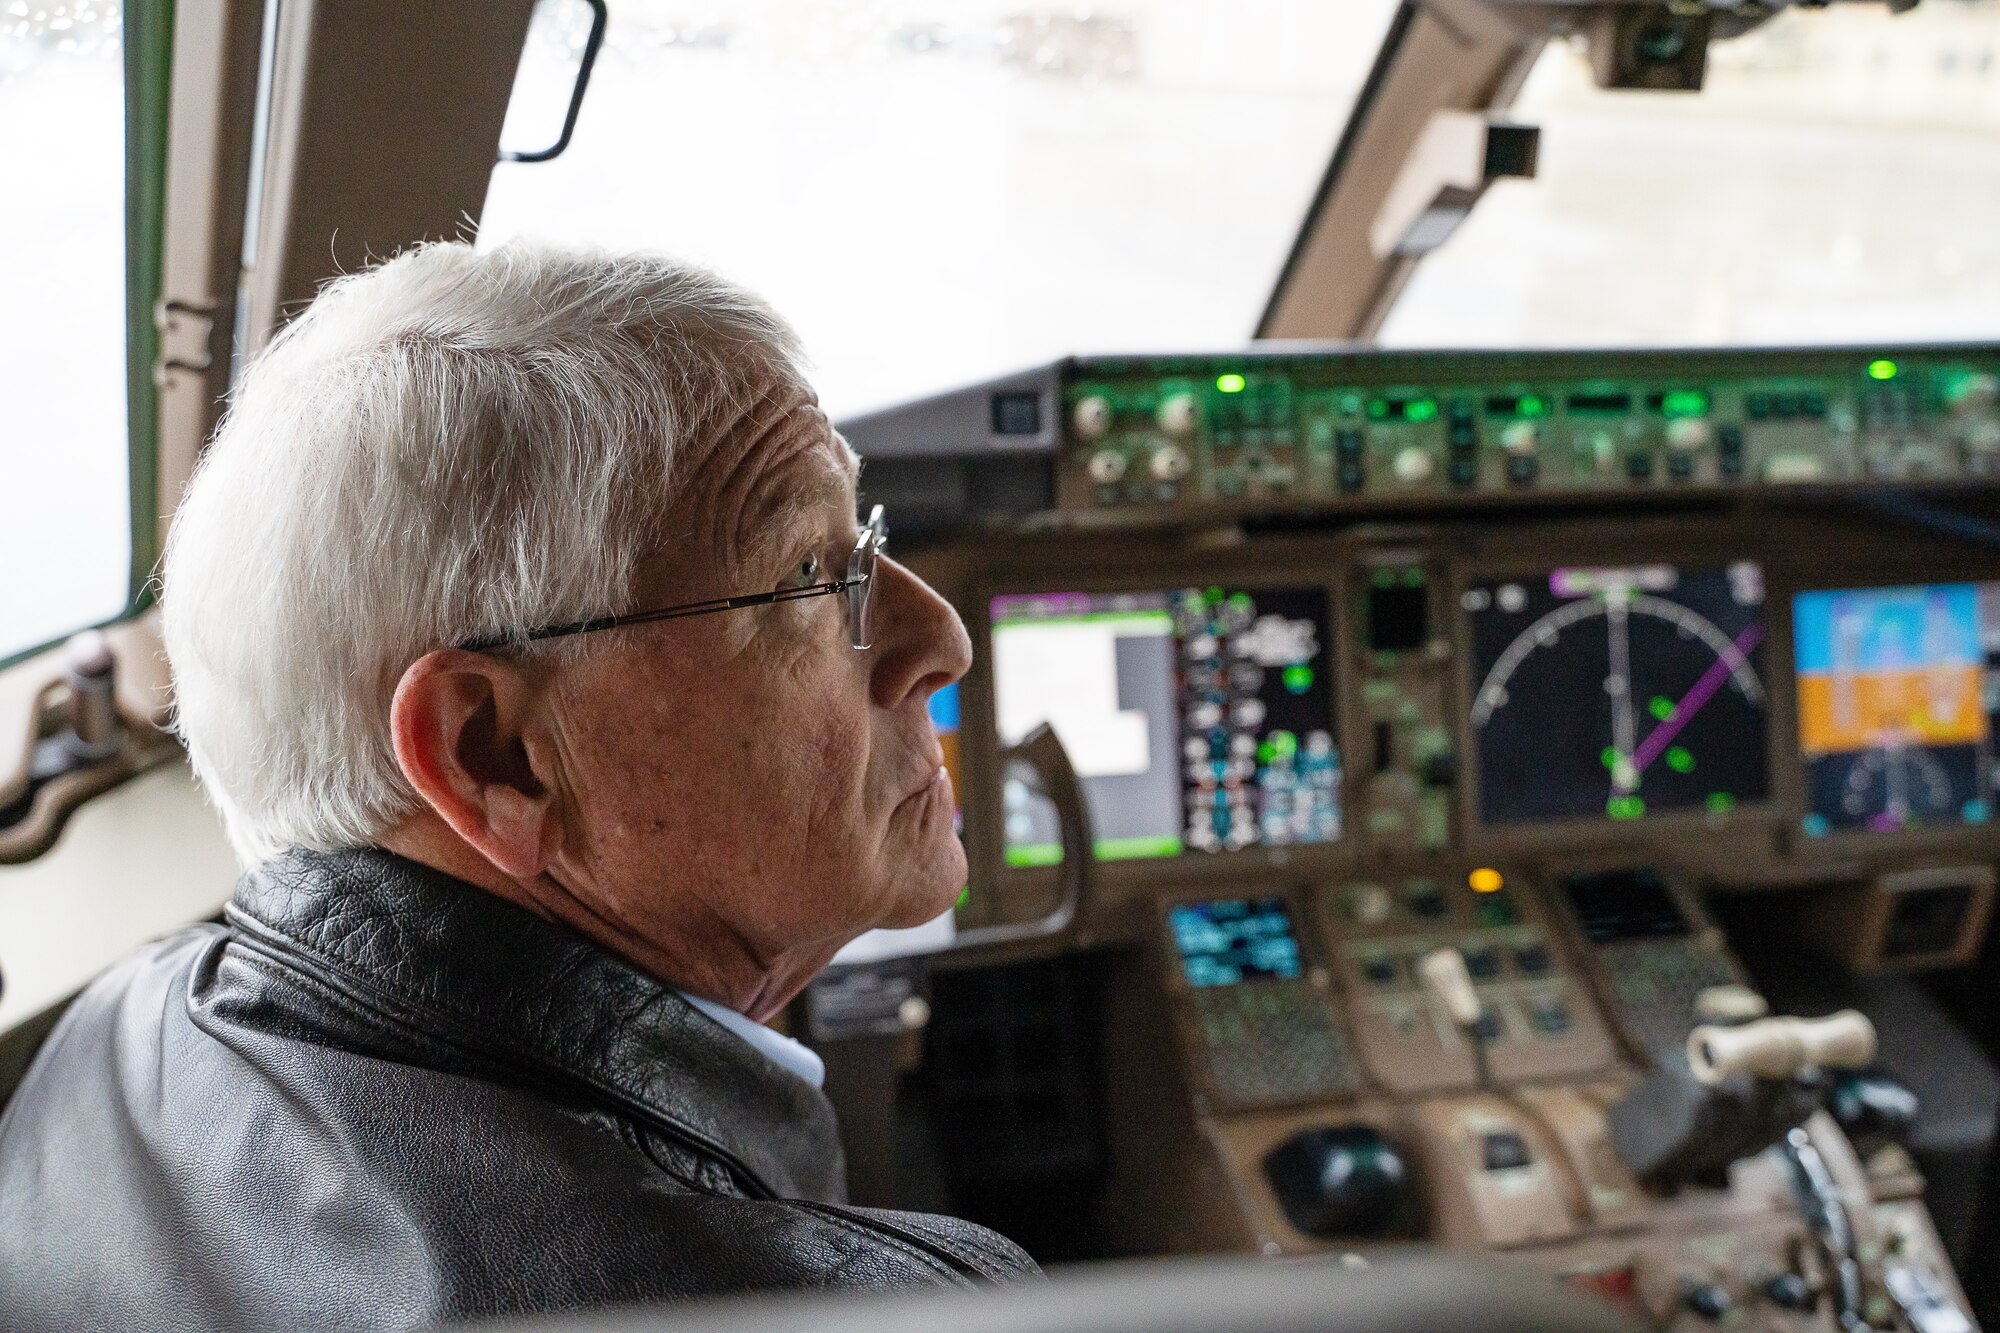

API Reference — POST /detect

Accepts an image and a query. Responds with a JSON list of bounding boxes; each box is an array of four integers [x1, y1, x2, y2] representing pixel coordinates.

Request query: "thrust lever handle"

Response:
[[1688, 1010, 1877, 1086]]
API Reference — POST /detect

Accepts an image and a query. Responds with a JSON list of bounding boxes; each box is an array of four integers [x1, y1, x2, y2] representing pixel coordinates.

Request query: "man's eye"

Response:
[[783, 550, 822, 588]]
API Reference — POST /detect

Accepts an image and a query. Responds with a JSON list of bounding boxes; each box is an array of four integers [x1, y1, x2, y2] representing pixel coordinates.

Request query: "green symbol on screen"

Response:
[[1867, 359, 1899, 381], [1264, 730, 1299, 762], [1648, 696, 1674, 722], [1518, 394, 1548, 418], [1228, 592, 1253, 612], [1706, 792, 1736, 815], [1606, 795, 1646, 820], [1404, 397, 1439, 424], [1282, 665, 1315, 694], [1600, 747, 1619, 770], [1216, 373, 1247, 394], [1666, 746, 1695, 774]]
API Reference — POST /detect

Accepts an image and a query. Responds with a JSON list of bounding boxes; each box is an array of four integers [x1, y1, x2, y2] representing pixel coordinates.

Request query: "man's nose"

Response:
[[868, 556, 972, 711]]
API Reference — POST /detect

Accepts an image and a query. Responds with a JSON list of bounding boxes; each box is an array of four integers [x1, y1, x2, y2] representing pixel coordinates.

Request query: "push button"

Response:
[[1530, 999, 1572, 1035], [1480, 1131, 1532, 1171]]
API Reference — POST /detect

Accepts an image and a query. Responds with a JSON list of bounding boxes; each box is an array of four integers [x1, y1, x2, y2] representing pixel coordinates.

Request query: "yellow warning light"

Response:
[[1468, 867, 1504, 894]]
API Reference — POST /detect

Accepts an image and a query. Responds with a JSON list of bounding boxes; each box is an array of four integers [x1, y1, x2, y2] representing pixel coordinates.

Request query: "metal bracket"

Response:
[[153, 296, 220, 386]]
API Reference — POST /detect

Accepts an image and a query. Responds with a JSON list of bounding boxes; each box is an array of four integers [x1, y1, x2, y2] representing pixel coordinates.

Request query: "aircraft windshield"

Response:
[[1379, 1, 2000, 349], [0, 6, 131, 662], [481, 0, 1401, 417]]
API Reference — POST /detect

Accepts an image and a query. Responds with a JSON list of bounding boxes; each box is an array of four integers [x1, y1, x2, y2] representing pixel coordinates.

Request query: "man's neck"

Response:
[[375, 817, 829, 1023]]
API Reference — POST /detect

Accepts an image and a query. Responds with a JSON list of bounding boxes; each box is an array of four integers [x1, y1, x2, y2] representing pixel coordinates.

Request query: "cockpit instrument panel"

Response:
[[991, 585, 1339, 863], [1464, 563, 1771, 826], [1794, 582, 2000, 837], [843, 343, 2000, 536]]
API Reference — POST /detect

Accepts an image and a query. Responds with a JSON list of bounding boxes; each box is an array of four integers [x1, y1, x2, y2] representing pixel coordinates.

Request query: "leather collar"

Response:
[[225, 846, 845, 1202]]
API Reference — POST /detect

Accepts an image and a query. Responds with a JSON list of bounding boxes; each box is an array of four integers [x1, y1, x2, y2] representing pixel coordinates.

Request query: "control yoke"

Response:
[[949, 722, 1097, 951]]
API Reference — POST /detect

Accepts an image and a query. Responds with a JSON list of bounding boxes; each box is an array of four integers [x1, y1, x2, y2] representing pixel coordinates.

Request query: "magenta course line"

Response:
[[1632, 621, 1766, 775]]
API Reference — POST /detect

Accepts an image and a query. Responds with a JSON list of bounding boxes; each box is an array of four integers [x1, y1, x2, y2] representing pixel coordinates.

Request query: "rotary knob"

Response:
[[1349, 883, 1394, 926], [1086, 449, 1127, 484], [1150, 445, 1193, 482], [1666, 417, 1711, 451], [1392, 446, 1435, 483], [1157, 392, 1200, 438], [1682, 1281, 1732, 1323], [1073, 395, 1113, 441], [1500, 421, 1539, 455]]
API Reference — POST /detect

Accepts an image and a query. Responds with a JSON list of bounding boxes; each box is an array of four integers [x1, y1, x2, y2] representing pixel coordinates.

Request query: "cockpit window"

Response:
[[1378, 1, 2000, 348], [0, 5, 134, 662], [481, 0, 1403, 417]]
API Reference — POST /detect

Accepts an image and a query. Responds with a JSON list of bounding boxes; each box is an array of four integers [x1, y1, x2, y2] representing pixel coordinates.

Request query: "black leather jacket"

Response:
[[0, 847, 1038, 1329]]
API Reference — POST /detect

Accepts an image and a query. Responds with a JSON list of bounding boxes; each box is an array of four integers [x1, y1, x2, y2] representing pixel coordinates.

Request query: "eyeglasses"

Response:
[[461, 504, 887, 652]]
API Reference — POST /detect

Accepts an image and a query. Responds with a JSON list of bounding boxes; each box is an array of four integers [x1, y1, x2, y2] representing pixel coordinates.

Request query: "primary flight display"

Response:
[[1794, 582, 2000, 836]]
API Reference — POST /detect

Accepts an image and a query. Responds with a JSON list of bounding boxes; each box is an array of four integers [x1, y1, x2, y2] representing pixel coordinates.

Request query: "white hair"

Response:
[[162, 240, 808, 865]]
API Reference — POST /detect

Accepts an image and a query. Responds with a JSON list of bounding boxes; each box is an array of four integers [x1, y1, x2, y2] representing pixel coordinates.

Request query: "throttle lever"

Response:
[[1686, 1010, 1876, 1086]]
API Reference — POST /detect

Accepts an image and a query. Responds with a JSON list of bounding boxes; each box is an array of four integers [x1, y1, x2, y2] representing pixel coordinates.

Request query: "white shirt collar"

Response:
[[680, 992, 826, 1090]]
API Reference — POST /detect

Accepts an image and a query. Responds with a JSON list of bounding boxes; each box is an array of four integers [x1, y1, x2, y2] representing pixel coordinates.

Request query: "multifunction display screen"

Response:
[[1167, 897, 1305, 987], [1794, 583, 2000, 836], [992, 586, 1339, 864], [1465, 563, 1771, 825]]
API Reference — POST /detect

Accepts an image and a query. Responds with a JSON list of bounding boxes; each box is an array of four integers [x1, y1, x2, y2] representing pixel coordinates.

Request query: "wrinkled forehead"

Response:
[[680, 385, 860, 572]]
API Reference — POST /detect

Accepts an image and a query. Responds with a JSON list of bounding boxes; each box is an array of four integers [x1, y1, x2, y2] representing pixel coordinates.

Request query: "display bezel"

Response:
[[959, 559, 1355, 906], [1447, 531, 1788, 855], [1771, 562, 2000, 861]]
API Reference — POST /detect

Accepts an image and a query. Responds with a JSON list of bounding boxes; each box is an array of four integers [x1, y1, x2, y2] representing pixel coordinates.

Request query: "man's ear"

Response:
[[390, 650, 564, 880]]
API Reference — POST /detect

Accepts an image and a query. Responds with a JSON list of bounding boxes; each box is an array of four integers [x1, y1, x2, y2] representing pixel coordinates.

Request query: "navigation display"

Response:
[[1794, 583, 2000, 836], [1167, 897, 1305, 987], [1466, 563, 1771, 825], [992, 586, 1339, 864]]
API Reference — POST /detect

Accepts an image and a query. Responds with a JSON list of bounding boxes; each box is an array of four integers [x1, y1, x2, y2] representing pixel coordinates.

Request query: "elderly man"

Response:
[[0, 243, 1038, 1327]]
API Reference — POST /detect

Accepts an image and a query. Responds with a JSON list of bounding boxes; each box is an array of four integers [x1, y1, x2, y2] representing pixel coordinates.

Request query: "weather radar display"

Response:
[[1793, 583, 2000, 836], [1466, 563, 1770, 825]]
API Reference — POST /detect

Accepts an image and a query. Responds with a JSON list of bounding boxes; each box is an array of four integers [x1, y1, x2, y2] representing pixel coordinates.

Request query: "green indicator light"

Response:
[[1205, 586, 1224, 604], [1366, 398, 1390, 421], [1706, 792, 1736, 815], [1601, 747, 1618, 771], [1401, 567, 1425, 588], [1661, 390, 1709, 418], [1216, 373, 1247, 394], [1648, 695, 1674, 722], [1405, 397, 1439, 424], [1867, 359, 1899, 381], [1282, 666, 1314, 695], [1666, 746, 1695, 774], [1518, 394, 1548, 418], [1227, 591, 1253, 612], [1266, 729, 1300, 760], [1606, 795, 1647, 820]]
